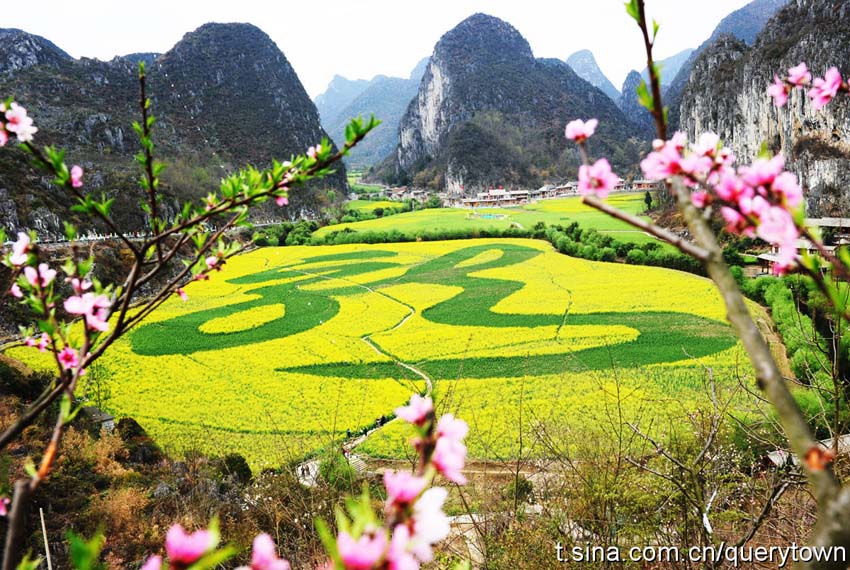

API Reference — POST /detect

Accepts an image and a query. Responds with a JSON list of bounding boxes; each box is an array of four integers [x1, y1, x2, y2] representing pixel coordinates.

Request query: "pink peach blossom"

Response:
[[307, 144, 322, 159], [177, 288, 188, 301], [721, 206, 754, 236], [9, 283, 22, 298], [714, 174, 752, 203], [58, 346, 79, 370], [10, 232, 31, 266], [0, 497, 9, 517], [70, 165, 84, 188], [767, 75, 788, 107], [691, 132, 720, 157], [395, 394, 433, 426], [384, 471, 427, 506], [36, 333, 50, 352], [409, 487, 450, 563], [788, 63, 812, 86], [739, 154, 785, 188], [140, 555, 162, 570], [771, 171, 803, 208], [24, 263, 56, 288], [4, 102, 38, 142], [640, 140, 682, 181], [64, 292, 112, 332], [809, 67, 843, 110], [336, 530, 387, 570], [432, 437, 467, 484], [70, 278, 92, 295], [578, 158, 619, 199], [756, 205, 798, 247], [436, 414, 469, 442], [564, 118, 598, 143], [276, 195, 289, 207], [165, 524, 217, 566], [386, 526, 419, 570], [246, 533, 290, 570], [690, 191, 710, 208]]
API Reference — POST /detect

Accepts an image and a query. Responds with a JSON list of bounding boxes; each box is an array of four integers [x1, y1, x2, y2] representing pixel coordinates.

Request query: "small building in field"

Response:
[[756, 238, 835, 274], [631, 179, 660, 191]]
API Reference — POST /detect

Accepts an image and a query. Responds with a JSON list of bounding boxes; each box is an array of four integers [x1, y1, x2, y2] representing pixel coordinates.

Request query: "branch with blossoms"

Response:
[[116, 395, 468, 570], [562, 1, 850, 566], [768, 62, 848, 110], [0, 61, 378, 570]]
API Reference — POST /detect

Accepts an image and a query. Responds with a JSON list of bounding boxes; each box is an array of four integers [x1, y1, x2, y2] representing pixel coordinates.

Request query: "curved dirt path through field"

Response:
[[289, 267, 433, 486]]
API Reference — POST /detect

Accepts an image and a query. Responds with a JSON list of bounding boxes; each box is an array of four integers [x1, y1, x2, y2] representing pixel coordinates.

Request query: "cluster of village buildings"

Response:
[[352, 181, 850, 278], [355, 178, 660, 207]]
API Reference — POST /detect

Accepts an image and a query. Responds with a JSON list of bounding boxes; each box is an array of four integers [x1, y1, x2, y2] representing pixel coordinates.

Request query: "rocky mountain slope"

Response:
[[618, 70, 657, 138], [387, 14, 646, 193], [323, 58, 428, 170], [566, 50, 620, 102], [621, 49, 697, 137], [0, 23, 344, 237], [666, 0, 787, 130], [679, 0, 850, 216]]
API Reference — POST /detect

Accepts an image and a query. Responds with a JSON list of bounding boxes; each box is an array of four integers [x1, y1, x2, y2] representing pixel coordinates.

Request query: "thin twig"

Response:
[[582, 195, 709, 261]]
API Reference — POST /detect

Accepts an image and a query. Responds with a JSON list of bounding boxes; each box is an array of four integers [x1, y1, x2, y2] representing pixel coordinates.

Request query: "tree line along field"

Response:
[[321, 193, 670, 247], [11, 238, 761, 470]]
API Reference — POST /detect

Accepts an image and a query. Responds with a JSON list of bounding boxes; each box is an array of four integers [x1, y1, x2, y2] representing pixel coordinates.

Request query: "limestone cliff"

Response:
[[666, 0, 787, 131], [391, 13, 646, 192], [679, 0, 850, 215]]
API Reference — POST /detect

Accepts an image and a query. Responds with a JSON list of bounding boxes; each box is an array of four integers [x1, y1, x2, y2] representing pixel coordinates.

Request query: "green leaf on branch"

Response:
[[64, 221, 77, 241], [24, 459, 37, 479], [187, 547, 237, 570], [93, 195, 115, 218], [636, 79, 654, 111], [757, 141, 772, 159], [68, 531, 106, 570], [71, 195, 97, 215], [651, 62, 663, 84], [315, 518, 344, 570], [625, 0, 640, 23], [37, 319, 55, 336], [652, 19, 660, 41], [15, 555, 42, 570]]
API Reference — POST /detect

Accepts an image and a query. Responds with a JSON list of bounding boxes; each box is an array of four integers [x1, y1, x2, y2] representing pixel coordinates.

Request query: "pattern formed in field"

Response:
[[130, 244, 735, 379], [15, 239, 750, 467]]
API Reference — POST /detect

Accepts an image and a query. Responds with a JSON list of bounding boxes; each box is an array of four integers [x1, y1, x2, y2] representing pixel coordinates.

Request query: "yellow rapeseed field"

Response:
[[10, 239, 756, 468]]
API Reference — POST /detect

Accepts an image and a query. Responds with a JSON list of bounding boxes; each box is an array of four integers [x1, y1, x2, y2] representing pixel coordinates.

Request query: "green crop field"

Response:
[[12, 238, 756, 469], [346, 199, 403, 212], [322, 193, 667, 246]]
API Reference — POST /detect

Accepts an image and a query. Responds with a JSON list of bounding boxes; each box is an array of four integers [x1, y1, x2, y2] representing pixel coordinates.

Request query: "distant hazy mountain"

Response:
[[641, 48, 694, 89], [566, 49, 620, 102], [326, 58, 428, 169], [385, 14, 646, 193], [666, 0, 787, 130], [314, 75, 371, 125]]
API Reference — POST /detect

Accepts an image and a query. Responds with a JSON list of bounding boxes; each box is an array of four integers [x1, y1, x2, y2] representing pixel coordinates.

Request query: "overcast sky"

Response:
[[7, 1, 752, 98]]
